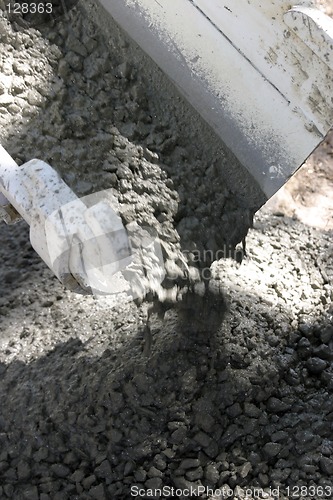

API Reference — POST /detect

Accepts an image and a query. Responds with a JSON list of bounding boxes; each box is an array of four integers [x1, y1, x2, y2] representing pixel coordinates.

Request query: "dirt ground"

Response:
[[266, 130, 333, 231], [266, 1, 333, 231]]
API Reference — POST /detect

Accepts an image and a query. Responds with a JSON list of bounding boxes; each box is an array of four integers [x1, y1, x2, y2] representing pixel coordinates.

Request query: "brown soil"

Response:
[[265, 1, 333, 230]]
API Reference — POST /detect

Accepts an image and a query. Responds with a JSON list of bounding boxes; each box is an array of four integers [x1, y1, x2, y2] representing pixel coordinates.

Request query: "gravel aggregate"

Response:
[[0, 2, 333, 500]]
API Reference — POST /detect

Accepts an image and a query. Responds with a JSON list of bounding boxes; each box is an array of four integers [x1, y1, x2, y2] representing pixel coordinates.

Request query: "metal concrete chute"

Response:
[[97, 0, 333, 198]]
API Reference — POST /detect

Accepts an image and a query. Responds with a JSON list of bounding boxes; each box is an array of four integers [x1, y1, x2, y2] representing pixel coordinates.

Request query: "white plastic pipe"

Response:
[[0, 146, 24, 224], [0, 145, 132, 294], [0, 145, 78, 227]]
